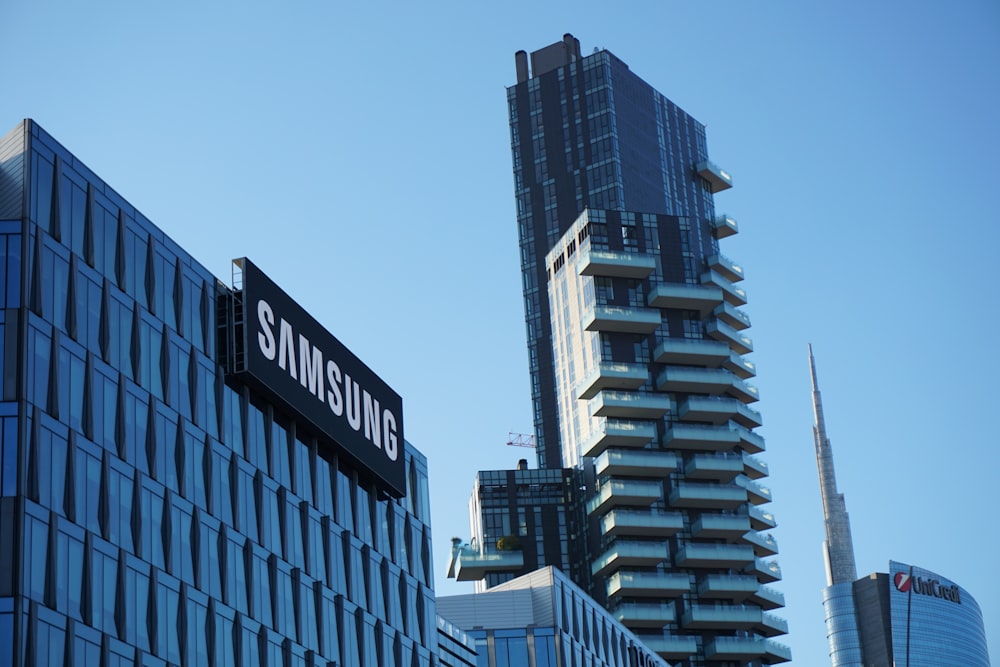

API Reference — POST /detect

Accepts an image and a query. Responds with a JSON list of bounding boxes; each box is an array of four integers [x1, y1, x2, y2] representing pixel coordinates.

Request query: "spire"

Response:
[[810, 345, 858, 585]]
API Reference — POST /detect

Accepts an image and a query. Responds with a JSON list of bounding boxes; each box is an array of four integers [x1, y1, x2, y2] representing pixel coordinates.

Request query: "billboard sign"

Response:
[[233, 258, 405, 497]]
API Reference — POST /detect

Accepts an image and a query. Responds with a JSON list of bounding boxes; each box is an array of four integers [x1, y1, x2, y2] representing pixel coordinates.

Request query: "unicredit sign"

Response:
[[232, 258, 405, 497], [894, 571, 962, 605]]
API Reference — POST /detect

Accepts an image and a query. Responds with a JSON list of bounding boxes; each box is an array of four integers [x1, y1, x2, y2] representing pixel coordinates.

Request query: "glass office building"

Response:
[[842, 562, 990, 666], [449, 35, 789, 666], [448, 463, 589, 594], [438, 566, 671, 667], [0, 120, 443, 667]]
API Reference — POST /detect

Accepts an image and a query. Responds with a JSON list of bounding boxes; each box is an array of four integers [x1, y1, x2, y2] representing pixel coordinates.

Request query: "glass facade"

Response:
[[886, 561, 990, 666], [0, 120, 441, 667], [468, 36, 789, 666], [463, 466, 587, 593], [508, 37, 715, 470], [439, 566, 670, 667]]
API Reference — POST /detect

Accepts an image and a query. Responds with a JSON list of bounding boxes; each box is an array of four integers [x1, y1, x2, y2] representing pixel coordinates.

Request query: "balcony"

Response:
[[684, 453, 743, 482], [742, 530, 779, 557], [711, 214, 739, 239], [692, 514, 752, 541], [581, 419, 656, 457], [674, 543, 755, 568], [707, 320, 753, 355], [592, 541, 668, 577], [678, 396, 745, 425], [706, 254, 745, 283], [576, 362, 648, 400], [657, 366, 738, 396], [669, 482, 746, 510], [696, 160, 733, 193], [747, 558, 782, 583], [749, 505, 777, 531], [681, 604, 760, 630], [595, 449, 678, 478], [601, 510, 685, 538], [723, 351, 756, 379], [698, 574, 760, 601], [713, 302, 751, 330], [733, 426, 766, 454], [584, 305, 661, 334], [663, 424, 739, 451], [726, 378, 761, 405], [591, 391, 671, 420], [606, 571, 690, 599], [587, 479, 661, 516], [736, 475, 772, 504], [750, 585, 786, 611], [448, 545, 524, 582], [701, 270, 748, 306], [613, 602, 677, 629], [647, 283, 722, 314], [579, 249, 657, 279], [763, 639, 793, 664], [634, 635, 698, 660], [732, 402, 763, 428], [757, 613, 790, 637], [742, 454, 769, 480], [653, 338, 730, 366]]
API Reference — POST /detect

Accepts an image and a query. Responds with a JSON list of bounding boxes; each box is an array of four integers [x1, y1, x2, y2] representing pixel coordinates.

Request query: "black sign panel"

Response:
[[234, 258, 405, 497]]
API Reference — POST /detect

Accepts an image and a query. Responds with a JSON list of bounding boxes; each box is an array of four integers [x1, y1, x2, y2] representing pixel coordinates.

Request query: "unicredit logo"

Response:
[[894, 571, 961, 604]]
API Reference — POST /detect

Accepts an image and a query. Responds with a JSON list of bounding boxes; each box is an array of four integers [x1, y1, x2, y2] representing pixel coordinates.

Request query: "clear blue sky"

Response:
[[4, 1, 999, 663]]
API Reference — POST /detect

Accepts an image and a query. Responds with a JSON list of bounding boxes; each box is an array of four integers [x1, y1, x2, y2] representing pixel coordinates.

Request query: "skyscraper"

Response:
[[810, 350, 991, 666], [450, 35, 790, 666]]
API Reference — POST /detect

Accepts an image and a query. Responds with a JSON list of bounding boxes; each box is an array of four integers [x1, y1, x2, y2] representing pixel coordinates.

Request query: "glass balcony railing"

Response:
[[581, 419, 657, 457], [575, 362, 648, 400], [653, 338, 730, 365], [606, 570, 690, 599], [684, 452, 744, 481], [612, 602, 677, 628], [696, 160, 733, 193], [697, 574, 760, 600], [736, 475, 773, 504], [600, 510, 684, 538], [707, 253, 745, 283], [448, 544, 524, 582], [701, 270, 748, 306], [669, 482, 747, 510], [647, 282, 723, 313], [692, 513, 752, 539], [751, 585, 786, 610], [587, 479, 661, 516], [663, 423, 740, 451], [749, 505, 777, 530], [759, 612, 790, 637], [590, 390, 671, 419], [711, 214, 739, 239], [595, 448, 678, 477], [747, 557, 783, 583], [592, 540, 668, 576], [742, 530, 779, 557], [675, 543, 755, 568], [713, 301, 751, 330], [707, 320, 753, 355], [584, 305, 661, 334], [742, 454, 768, 479], [579, 249, 657, 279], [681, 603, 761, 629], [678, 396, 743, 425], [723, 351, 757, 380], [733, 425, 766, 453]]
